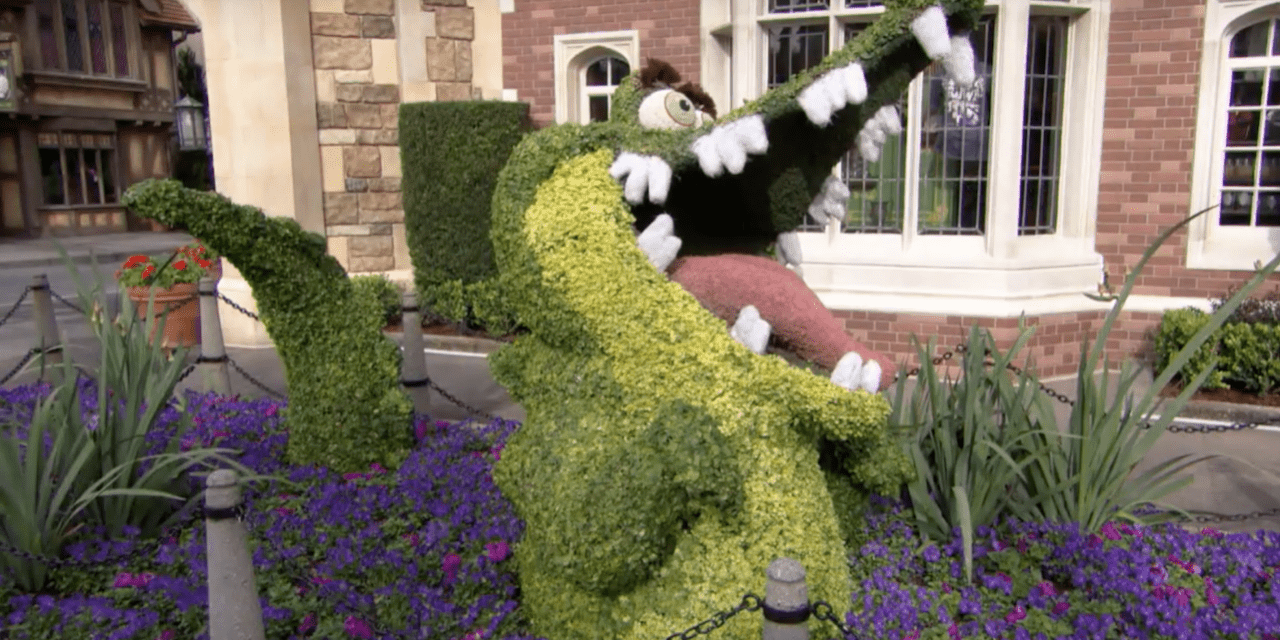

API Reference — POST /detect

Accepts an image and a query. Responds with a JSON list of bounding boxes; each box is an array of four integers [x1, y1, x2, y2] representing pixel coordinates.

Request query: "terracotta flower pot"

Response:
[[126, 282, 201, 349]]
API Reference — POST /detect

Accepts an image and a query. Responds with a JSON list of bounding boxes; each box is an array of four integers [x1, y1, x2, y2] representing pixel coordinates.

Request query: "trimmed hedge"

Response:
[[399, 101, 531, 331], [121, 179, 413, 473], [1155, 308, 1280, 394]]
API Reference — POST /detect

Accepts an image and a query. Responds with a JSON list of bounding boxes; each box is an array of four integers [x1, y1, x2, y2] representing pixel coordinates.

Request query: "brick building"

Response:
[[493, 0, 1280, 376]]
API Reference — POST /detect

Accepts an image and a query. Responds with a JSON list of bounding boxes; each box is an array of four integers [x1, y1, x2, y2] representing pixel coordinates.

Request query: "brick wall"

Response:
[[311, 0, 479, 273], [502, 0, 702, 126], [1097, 0, 1280, 300]]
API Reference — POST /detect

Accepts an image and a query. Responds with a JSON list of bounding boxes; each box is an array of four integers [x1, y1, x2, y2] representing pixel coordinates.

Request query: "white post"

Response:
[[400, 291, 432, 415], [197, 277, 232, 395], [205, 469, 266, 640], [763, 558, 810, 640], [30, 274, 64, 379]]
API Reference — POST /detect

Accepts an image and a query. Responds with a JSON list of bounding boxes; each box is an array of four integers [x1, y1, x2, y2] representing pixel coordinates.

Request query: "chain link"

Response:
[[1164, 421, 1260, 434], [894, 344, 1077, 407], [0, 285, 30, 329], [424, 378, 498, 422], [227, 357, 286, 399], [1182, 507, 1280, 524], [812, 600, 862, 640], [48, 288, 85, 315], [0, 348, 38, 386], [663, 594, 762, 640], [216, 291, 260, 322], [176, 363, 197, 385]]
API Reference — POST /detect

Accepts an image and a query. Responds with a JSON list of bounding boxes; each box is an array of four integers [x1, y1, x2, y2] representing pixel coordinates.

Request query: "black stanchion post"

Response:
[[205, 469, 266, 640], [763, 558, 810, 640], [400, 291, 432, 415]]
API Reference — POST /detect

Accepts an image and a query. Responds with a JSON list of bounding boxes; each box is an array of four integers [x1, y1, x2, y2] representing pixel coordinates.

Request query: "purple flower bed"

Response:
[[3, 381, 1280, 639]]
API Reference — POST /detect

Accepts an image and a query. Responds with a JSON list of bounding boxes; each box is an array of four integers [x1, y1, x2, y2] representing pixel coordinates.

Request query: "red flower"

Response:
[[123, 255, 148, 268], [173, 260, 187, 270], [142, 265, 155, 279], [196, 258, 212, 269]]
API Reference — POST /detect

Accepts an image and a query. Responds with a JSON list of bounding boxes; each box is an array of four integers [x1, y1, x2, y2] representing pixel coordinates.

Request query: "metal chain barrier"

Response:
[[0, 285, 30, 329], [176, 363, 198, 385], [48, 288, 85, 315], [812, 600, 863, 640], [894, 344, 1077, 407], [415, 377, 498, 422], [227, 357, 286, 399], [0, 348, 38, 386], [663, 594, 761, 640], [216, 291, 260, 322]]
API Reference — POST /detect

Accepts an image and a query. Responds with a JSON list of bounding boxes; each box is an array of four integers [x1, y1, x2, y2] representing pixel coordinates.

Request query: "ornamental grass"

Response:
[[2, 382, 1280, 639]]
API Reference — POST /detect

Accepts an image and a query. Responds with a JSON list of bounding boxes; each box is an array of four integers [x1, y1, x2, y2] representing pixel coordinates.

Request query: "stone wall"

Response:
[[310, 0, 483, 274]]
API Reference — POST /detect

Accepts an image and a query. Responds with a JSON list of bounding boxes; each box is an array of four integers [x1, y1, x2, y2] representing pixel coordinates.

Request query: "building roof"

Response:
[[138, 0, 200, 32]]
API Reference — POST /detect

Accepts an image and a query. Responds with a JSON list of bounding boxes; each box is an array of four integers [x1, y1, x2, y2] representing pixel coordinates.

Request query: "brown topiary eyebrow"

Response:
[[637, 58, 718, 119]]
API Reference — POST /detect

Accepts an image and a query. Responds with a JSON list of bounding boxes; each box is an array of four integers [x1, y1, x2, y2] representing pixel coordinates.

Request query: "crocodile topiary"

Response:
[[487, 2, 982, 639]]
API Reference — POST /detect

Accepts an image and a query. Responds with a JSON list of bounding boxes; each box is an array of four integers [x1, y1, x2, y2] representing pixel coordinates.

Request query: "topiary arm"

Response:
[[121, 179, 413, 473]]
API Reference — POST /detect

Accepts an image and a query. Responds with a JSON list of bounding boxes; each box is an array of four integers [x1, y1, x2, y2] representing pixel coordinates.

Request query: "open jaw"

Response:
[[609, 2, 981, 392]]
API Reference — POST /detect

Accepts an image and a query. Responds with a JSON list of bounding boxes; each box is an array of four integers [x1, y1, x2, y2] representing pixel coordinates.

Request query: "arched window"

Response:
[[582, 55, 631, 123]]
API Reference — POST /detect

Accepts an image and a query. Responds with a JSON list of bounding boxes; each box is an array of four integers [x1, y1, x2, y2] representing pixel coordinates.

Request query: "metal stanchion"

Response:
[[399, 291, 432, 415], [30, 274, 64, 381], [197, 277, 232, 395], [204, 469, 266, 640], [763, 558, 810, 640]]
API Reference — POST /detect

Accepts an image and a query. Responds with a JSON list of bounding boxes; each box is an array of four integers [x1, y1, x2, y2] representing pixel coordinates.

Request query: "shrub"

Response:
[[399, 101, 531, 332], [1154, 308, 1280, 394], [120, 179, 413, 473], [351, 274, 402, 327]]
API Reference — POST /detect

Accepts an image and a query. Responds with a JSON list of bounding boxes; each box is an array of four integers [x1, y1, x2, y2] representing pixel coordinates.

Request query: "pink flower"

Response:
[[1100, 522, 1121, 541], [1207, 584, 1221, 606], [947, 622, 959, 639], [485, 541, 510, 562], [941, 582, 952, 594], [490, 447, 502, 461], [415, 421, 429, 440], [443, 553, 462, 582], [992, 538, 1007, 551], [1175, 588, 1191, 608], [112, 572, 154, 588], [1004, 605, 1026, 624], [343, 472, 368, 481], [405, 532, 420, 546], [265, 404, 278, 417], [369, 463, 387, 475], [1016, 537, 1027, 554], [155, 630, 175, 640], [1201, 527, 1223, 538], [344, 615, 373, 639], [1037, 581, 1057, 597], [436, 420, 450, 428], [299, 613, 317, 634], [904, 631, 920, 640], [1088, 534, 1103, 547], [273, 507, 294, 516], [1051, 602, 1070, 616]]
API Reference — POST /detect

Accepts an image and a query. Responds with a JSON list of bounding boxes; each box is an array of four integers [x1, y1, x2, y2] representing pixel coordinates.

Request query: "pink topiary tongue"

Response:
[[669, 253, 896, 388]]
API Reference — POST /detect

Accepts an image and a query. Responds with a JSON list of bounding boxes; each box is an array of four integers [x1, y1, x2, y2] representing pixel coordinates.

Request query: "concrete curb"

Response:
[[2, 250, 152, 271]]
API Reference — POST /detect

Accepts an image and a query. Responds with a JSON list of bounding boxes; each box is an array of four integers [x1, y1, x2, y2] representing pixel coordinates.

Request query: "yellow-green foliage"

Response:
[[121, 179, 413, 473], [489, 149, 909, 640]]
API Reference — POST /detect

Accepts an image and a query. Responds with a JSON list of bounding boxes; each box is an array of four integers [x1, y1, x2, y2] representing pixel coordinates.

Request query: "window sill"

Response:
[[26, 71, 148, 93]]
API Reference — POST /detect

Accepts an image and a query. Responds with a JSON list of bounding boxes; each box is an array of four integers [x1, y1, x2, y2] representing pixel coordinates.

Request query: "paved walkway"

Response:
[[1, 231, 1278, 533]]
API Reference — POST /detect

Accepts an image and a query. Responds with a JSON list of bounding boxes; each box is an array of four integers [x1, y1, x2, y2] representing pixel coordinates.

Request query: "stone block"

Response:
[[334, 70, 374, 84], [324, 193, 360, 224], [318, 129, 357, 145], [349, 255, 394, 272], [380, 145, 401, 177], [314, 69, 336, 102], [436, 82, 471, 101], [472, 86, 484, 100], [345, 103, 383, 128], [360, 205, 404, 224], [349, 235, 393, 257], [368, 177, 402, 192], [317, 103, 347, 128], [358, 191, 402, 210], [313, 36, 372, 70], [371, 39, 400, 85], [392, 223, 411, 270], [436, 6, 474, 40], [345, 177, 369, 192], [311, 12, 361, 36], [344, 0, 393, 15], [321, 146, 345, 191], [327, 235, 350, 270], [425, 38, 473, 83], [380, 104, 399, 128], [364, 84, 400, 103], [368, 223, 393, 235], [312, 0, 344, 11], [362, 15, 396, 38], [356, 129, 398, 145], [344, 146, 382, 178], [335, 83, 364, 102], [327, 224, 374, 236]]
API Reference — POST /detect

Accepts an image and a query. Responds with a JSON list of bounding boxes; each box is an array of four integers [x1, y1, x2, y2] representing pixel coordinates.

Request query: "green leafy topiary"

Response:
[[121, 179, 413, 473], [1155, 308, 1280, 394], [399, 101, 531, 331]]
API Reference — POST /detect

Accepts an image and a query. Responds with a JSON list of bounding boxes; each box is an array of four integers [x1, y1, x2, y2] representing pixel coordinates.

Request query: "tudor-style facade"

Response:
[[0, 0, 197, 237], [492, 0, 1280, 376]]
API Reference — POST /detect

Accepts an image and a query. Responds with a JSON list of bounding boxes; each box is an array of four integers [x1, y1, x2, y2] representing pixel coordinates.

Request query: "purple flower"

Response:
[[344, 615, 373, 639], [1051, 601, 1070, 616], [1037, 581, 1057, 597], [443, 553, 462, 582], [299, 613, 317, 634], [1004, 605, 1026, 624], [485, 541, 510, 562], [1101, 521, 1121, 541]]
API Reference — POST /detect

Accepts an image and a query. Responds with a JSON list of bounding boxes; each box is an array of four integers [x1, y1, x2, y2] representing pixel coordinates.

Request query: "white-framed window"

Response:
[[702, 0, 1109, 316], [553, 31, 639, 124], [1189, 2, 1280, 271]]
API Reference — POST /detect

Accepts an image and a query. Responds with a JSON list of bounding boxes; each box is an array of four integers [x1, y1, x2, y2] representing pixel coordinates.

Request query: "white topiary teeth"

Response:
[[855, 107, 902, 164], [807, 175, 849, 227], [798, 62, 870, 127], [776, 231, 802, 266], [609, 152, 674, 205], [876, 106, 902, 136], [730, 305, 771, 355], [942, 33, 977, 86], [860, 360, 882, 392], [690, 115, 769, 177], [857, 128, 883, 164], [636, 213, 682, 272], [911, 5, 952, 60], [831, 352, 881, 393]]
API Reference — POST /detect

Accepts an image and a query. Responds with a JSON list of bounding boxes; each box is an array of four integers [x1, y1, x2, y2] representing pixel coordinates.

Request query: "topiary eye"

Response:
[[663, 91, 697, 127], [638, 89, 704, 130]]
